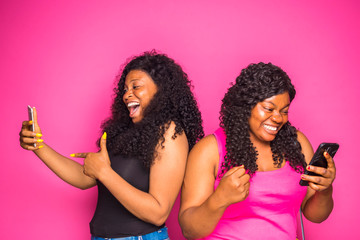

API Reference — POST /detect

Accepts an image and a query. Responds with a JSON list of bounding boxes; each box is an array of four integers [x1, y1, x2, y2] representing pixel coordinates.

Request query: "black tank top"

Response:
[[90, 152, 164, 237]]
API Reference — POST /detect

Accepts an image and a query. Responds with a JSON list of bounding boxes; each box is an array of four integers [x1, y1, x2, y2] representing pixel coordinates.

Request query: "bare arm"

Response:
[[19, 107, 96, 190], [179, 135, 250, 239], [81, 122, 189, 226], [33, 144, 96, 189], [298, 131, 335, 223]]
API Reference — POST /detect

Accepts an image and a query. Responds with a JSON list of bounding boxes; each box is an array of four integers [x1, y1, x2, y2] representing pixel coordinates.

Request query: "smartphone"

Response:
[[299, 142, 339, 186], [27, 105, 36, 147]]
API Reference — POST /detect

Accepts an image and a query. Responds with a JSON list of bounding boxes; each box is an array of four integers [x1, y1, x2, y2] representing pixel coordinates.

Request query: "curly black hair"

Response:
[[100, 50, 204, 167], [220, 62, 306, 176]]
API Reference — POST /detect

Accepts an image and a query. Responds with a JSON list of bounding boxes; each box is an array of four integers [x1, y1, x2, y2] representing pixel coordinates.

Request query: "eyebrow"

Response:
[[127, 78, 141, 83], [124, 78, 142, 87], [263, 101, 290, 109]]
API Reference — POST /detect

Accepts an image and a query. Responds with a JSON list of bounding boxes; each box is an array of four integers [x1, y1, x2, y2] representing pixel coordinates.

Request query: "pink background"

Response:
[[1, 0, 359, 239]]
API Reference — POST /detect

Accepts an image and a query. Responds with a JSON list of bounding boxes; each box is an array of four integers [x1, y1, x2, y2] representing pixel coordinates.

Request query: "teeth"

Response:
[[127, 102, 140, 107], [264, 124, 277, 131]]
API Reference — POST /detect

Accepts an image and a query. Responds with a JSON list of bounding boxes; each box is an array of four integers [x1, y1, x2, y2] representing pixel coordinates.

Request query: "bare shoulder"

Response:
[[187, 133, 219, 177], [297, 130, 310, 145], [189, 134, 218, 160], [163, 121, 181, 137], [191, 134, 218, 153], [162, 121, 188, 146], [297, 130, 314, 164]]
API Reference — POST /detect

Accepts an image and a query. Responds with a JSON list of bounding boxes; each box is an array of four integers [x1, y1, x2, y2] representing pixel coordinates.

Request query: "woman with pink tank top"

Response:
[[179, 63, 336, 239]]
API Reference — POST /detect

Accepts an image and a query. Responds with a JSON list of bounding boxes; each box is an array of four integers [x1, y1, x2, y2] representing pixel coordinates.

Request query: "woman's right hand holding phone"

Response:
[[19, 106, 96, 189], [20, 107, 44, 151], [301, 151, 336, 192]]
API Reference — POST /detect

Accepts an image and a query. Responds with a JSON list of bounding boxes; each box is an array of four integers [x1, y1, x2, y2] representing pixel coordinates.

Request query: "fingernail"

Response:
[[37, 139, 44, 143], [301, 175, 306, 179], [38, 145, 44, 149], [307, 166, 311, 170], [29, 120, 33, 124], [36, 133, 42, 137], [324, 152, 329, 156], [102, 132, 107, 140], [70, 153, 75, 157]]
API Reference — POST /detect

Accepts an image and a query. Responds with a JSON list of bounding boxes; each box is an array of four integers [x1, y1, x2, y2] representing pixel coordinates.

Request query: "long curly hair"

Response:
[[101, 50, 204, 167], [220, 62, 306, 176]]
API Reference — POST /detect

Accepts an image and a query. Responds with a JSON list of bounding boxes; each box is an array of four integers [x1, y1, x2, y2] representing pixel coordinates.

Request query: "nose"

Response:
[[123, 89, 133, 101], [271, 111, 283, 123]]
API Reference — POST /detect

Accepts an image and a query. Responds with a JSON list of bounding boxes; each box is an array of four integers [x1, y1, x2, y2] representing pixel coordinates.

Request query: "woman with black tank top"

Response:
[[19, 51, 204, 239]]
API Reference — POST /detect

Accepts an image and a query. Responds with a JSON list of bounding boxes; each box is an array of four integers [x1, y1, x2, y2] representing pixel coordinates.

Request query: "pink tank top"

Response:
[[202, 128, 307, 240]]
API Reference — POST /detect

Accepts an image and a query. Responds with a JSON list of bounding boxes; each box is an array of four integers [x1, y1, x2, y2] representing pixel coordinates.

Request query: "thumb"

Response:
[[33, 107, 41, 132], [100, 132, 108, 154], [223, 165, 244, 177], [324, 151, 335, 169]]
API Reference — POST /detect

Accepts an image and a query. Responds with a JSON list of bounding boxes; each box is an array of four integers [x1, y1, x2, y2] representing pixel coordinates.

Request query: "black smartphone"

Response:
[[299, 142, 339, 186], [27, 105, 36, 147]]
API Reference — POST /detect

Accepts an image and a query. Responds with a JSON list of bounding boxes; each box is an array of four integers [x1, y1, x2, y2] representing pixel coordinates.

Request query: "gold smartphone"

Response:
[[27, 105, 36, 147]]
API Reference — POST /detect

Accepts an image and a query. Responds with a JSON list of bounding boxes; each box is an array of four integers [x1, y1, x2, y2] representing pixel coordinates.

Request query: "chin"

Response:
[[262, 134, 277, 142], [131, 116, 144, 124]]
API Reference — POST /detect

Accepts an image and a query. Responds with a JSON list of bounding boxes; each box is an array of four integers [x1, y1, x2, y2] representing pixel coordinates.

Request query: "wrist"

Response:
[[318, 184, 333, 196], [210, 189, 229, 210], [97, 165, 113, 182], [33, 143, 46, 153]]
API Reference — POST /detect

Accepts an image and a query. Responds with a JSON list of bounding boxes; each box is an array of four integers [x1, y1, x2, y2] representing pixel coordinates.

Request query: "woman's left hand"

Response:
[[71, 132, 111, 179], [301, 151, 336, 192]]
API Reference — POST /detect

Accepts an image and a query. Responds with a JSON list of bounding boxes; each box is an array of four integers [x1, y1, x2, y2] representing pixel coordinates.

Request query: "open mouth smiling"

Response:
[[263, 124, 279, 133], [127, 102, 140, 117]]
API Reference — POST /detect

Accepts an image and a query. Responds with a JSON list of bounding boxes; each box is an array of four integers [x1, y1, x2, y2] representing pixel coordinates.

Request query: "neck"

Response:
[[250, 135, 271, 150]]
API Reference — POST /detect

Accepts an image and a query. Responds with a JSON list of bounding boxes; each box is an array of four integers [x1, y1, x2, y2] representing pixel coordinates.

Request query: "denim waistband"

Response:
[[91, 227, 169, 240]]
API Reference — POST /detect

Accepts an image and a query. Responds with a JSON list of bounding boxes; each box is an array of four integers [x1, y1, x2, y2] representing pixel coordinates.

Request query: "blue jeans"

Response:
[[91, 227, 169, 240]]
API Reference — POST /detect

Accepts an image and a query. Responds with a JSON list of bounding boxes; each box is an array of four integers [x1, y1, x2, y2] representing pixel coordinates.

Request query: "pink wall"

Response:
[[1, 0, 359, 239]]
